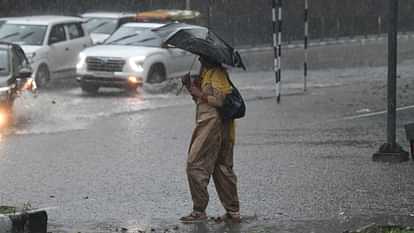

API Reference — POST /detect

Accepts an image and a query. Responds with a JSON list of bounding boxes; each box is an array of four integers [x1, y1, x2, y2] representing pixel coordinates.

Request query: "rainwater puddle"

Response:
[[1, 81, 190, 136]]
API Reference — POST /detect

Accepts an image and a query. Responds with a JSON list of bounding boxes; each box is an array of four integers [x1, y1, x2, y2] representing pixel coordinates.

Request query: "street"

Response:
[[0, 61, 413, 232]]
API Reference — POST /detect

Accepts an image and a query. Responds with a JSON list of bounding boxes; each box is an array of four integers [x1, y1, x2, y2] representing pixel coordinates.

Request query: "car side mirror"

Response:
[[18, 67, 32, 79]]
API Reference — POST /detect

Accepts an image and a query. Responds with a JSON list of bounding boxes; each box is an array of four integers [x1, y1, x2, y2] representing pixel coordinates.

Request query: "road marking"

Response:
[[343, 104, 414, 120], [36, 206, 58, 212]]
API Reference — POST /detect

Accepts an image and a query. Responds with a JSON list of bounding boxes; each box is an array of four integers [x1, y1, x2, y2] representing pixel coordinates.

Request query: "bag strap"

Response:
[[223, 71, 237, 89], [227, 76, 235, 88]]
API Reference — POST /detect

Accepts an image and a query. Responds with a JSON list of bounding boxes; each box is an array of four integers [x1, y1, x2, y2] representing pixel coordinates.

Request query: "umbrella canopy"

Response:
[[153, 23, 246, 70]]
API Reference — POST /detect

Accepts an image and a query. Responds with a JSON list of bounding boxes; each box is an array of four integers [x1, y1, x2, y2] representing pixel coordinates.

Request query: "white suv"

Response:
[[0, 16, 93, 87], [76, 22, 200, 93]]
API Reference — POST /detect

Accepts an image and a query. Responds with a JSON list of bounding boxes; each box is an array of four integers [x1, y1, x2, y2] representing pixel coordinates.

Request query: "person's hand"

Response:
[[181, 73, 191, 90], [189, 84, 203, 98]]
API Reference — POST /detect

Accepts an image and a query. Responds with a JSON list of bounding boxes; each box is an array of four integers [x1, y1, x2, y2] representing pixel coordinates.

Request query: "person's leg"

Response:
[[213, 142, 240, 214], [213, 122, 240, 221], [182, 122, 222, 222]]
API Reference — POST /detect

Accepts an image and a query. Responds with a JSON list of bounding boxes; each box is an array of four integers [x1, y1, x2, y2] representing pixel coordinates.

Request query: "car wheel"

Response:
[[81, 83, 99, 94], [35, 65, 50, 88], [147, 64, 166, 84]]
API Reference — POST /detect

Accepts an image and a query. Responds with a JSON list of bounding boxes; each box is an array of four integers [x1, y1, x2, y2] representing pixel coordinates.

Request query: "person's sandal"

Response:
[[214, 212, 241, 224], [180, 211, 208, 223]]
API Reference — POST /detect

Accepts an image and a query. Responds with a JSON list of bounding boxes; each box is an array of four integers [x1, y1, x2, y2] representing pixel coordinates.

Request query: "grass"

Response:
[[0, 202, 31, 215], [383, 228, 414, 233], [0, 206, 16, 214], [355, 226, 414, 233]]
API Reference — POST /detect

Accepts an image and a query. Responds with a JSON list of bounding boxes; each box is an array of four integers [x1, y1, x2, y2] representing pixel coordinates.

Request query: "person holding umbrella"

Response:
[[180, 55, 241, 224], [153, 23, 246, 223]]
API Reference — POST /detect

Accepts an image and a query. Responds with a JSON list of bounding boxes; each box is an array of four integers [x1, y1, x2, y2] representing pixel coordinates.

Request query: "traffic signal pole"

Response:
[[373, 0, 409, 162], [186, 0, 190, 10], [386, 0, 398, 146]]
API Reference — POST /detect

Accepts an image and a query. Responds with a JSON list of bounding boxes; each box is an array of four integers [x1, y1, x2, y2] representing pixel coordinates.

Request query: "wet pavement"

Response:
[[0, 62, 413, 232]]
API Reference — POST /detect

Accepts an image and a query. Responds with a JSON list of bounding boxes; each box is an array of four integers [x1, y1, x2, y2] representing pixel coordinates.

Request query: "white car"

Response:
[[81, 12, 136, 44], [76, 22, 200, 93], [0, 16, 93, 87]]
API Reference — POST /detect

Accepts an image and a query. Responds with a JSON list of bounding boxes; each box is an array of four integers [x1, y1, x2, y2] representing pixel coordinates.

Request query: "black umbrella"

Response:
[[153, 23, 246, 70]]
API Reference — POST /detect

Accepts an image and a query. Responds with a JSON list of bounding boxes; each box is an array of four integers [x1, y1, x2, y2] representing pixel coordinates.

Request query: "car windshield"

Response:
[[83, 18, 118, 34], [0, 23, 47, 46], [0, 49, 9, 76], [105, 26, 161, 47]]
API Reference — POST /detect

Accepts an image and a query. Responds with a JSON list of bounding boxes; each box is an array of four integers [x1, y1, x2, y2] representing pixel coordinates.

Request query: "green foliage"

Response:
[[0, 206, 16, 215], [0, 202, 31, 215], [354, 225, 414, 233], [384, 228, 414, 233]]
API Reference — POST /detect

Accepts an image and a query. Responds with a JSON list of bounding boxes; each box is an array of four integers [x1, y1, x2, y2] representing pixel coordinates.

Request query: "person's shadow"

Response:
[[183, 222, 241, 233], [215, 222, 242, 233]]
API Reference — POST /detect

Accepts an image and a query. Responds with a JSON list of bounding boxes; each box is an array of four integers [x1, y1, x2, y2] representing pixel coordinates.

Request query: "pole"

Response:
[[207, 0, 211, 28], [372, 0, 409, 162], [272, 0, 282, 103], [304, 0, 309, 92], [186, 0, 190, 10], [387, 0, 398, 146]]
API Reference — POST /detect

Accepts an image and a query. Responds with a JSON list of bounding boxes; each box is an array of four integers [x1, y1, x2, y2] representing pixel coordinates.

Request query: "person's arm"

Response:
[[189, 69, 231, 107]]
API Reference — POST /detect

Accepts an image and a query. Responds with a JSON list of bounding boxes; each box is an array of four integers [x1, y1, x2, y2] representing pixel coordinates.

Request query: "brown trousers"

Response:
[[186, 104, 239, 213]]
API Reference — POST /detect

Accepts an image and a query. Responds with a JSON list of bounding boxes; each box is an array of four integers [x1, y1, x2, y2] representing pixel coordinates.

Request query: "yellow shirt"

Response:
[[200, 67, 236, 143]]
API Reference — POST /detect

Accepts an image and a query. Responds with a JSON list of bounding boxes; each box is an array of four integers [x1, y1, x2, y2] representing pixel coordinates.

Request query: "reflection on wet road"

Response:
[[6, 80, 190, 136]]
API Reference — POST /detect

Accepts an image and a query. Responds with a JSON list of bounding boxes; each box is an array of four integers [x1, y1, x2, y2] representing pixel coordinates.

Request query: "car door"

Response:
[[65, 23, 90, 69], [47, 24, 69, 72]]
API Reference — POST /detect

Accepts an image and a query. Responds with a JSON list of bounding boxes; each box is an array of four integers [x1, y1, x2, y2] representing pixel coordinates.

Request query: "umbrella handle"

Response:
[[188, 55, 198, 74], [176, 56, 199, 96]]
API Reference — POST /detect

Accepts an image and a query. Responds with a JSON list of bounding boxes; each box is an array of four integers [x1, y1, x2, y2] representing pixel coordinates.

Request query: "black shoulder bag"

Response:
[[219, 75, 246, 121]]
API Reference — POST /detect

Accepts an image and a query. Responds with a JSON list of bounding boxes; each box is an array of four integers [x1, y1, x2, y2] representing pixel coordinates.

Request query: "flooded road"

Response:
[[7, 64, 412, 137], [0, 65, 413, 232]]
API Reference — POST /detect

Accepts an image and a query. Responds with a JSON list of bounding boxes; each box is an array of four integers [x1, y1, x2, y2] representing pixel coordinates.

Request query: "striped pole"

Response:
[[304, 0, 309, 92], [272, 0, 282, 103]]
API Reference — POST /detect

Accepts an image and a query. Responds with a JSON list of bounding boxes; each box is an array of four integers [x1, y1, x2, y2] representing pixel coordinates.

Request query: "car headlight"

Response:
[[76, 52, 87, 70], [129, 56, 146, 72]]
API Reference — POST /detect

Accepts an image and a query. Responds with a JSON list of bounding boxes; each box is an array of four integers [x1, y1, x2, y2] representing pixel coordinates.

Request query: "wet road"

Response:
[[0, 64, 414, 232]]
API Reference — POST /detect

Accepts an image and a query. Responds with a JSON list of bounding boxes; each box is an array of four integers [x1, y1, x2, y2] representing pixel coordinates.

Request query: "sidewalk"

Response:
[[238, 33, 414, 71]]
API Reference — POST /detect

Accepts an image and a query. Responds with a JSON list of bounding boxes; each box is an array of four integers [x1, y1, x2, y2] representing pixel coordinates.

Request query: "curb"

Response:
[[0, 210, 47, 233], [237, 32, 414, 53]]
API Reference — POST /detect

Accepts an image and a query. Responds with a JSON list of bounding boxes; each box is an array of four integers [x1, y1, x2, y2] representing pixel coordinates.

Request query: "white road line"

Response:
[[343, 105, 414, 120], [35, 206, 59, 212]]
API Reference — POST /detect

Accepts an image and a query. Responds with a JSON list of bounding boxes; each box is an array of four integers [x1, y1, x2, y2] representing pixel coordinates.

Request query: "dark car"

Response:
[[0, 42, 33, 118]]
